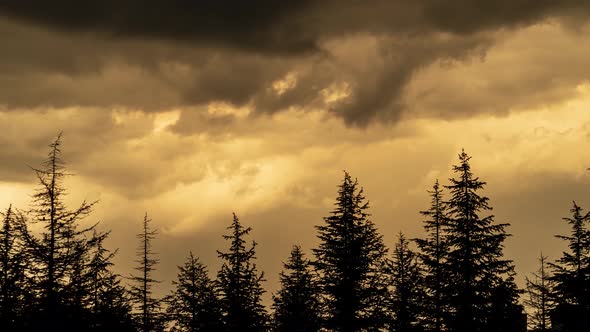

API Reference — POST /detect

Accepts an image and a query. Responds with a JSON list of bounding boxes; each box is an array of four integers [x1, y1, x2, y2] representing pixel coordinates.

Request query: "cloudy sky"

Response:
[[1, 1, 590, 303]]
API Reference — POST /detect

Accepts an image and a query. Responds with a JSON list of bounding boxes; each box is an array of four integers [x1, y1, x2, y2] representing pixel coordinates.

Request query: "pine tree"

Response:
[[129, 213, 163, 332], [443, 150, 520, 332], [25, 133, 101, 331], [389, 232, 425, 332], [87, 232, 134, 332], [551, 202, 590, 306], [0, 205, 30, 330], [62, 239, 94, 329], [525, 254, 555, 332], [216, 213, 267, 332], [485, 271, 525, 332], [313, 171, 390, 332], [549, 201, 590, 331], [92, 270, 135, 331], [167, 252, 223, 332], [272, 245, 321, 332], [414, 180, 449, 332]]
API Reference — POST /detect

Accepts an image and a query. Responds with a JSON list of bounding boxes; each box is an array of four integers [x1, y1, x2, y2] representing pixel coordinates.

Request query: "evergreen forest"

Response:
[[1, 135, 588, 332]]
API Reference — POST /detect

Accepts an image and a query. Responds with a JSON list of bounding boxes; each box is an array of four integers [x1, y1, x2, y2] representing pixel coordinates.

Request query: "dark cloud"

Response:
[[1, 1, 590, 126], [420, 1, 577, 33], [0, 1, 319, 55], [0, 17, 295, 111], [2, 1, 588, 50]]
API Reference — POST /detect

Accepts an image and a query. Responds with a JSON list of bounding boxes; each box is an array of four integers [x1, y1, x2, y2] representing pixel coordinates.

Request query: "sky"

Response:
[[1, 1, 590, 304]]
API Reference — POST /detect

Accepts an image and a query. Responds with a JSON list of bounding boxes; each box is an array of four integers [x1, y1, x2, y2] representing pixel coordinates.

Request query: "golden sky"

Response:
[[1, 2, 590, 302]]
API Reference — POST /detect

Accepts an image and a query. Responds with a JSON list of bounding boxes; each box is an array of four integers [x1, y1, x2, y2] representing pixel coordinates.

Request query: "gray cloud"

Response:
[[1, 1, 590, 126], [0, 1, 319, 55], [405, 23, 590, 118], [2, 1, 588, 49]]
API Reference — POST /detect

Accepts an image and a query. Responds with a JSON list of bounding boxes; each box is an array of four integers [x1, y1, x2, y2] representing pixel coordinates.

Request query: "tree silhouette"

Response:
[[272, 245, 321, 332], [525, 253, 555, 332], [0, 205, 30, 330], [389, 232, 425, 332], [216, 213, 267, 331], [443, 150, 520, 332], [129, 213, 163, 332], [549, 201, 590, 331], [551, 202, 590, 305], [414, 180, 449, 332], [486, 272, 525, 332], [313, 171, 390, 331], [24, 133, 102, 331], [167, 252, 223, 332], [0, 135, 579, 331], [86, 232, 134, 332]]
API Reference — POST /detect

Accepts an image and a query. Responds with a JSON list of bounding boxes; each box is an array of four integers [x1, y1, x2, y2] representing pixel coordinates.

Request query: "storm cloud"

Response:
[[2, 1, 588, 48], [2, 1, 590, 125]]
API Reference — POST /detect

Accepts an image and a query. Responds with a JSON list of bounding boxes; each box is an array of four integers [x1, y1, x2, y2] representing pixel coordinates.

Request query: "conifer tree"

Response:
[[25, 133, 102, 331], [216, 213, 267, 331], [414, 180, 449, 332], [0, 205, 29, 330], [389, 232, 425, 332], [485, 271, 525, 332], [62, 239, 94, 329], [313, 171, 390, 332], [167, 252, 223, 332], [272, 245, 321, 332], [91, 270, 135, 331], [443, 150, 520, 332], [87, 232, 134, 332], [129, 213, 163, 332], [551, 202, 590, 305], [549, 201, 590, 331], [525, 254, 555, 332]]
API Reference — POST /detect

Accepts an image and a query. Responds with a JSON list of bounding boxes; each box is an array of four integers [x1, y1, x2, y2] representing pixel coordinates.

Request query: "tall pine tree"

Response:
[[525, 254, 555, 332], [129, 213, 163, 332], [313, 171, 390, 331], [0, 205, 30, 330], [444, 150, 520, 332], [25, 133, 102, 331], [414, 180, 449, 332], [87, 232, 134, 332], [216, 213, 267, 331], [389, 232, 425, 332], [272, 245, 321, 332], [167, 252, 223, 332], [549, 201, 590, 331]]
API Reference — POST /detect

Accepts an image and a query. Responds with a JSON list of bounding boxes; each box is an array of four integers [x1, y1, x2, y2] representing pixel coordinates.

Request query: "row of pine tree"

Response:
[[0, 135, 589, 332]]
